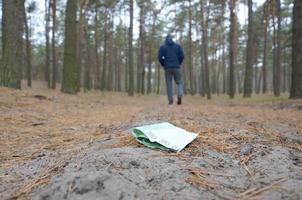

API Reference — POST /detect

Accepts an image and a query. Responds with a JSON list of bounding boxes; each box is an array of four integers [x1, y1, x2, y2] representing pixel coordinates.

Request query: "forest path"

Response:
[[0, 86, 302, 200]]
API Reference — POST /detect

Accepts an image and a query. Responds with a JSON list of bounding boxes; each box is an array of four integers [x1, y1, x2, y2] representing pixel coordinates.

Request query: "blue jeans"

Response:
[[165, 68, 183, 103]]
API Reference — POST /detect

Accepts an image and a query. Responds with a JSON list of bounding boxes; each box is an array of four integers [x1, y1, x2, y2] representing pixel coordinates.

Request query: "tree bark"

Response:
[[229, 0, 237, 99], [107, 14, 115, 91], [45, 0, 51, 88], [1, 0, 25, 89], [262, 2, 269, 94], [156, 63, 160, 94], [77, 0, 86, 91], [290, 0, 302, 98], [138, 0, 145, 94], [243, 0, 254, 98], [200, 0, 211, 99], [23, 3, 32, 87], [93, 2, 100, 89], [274, 0, 282, 96], [128, 0, 134, 96], [101, 8, 108, 91], [188, 0, 194, 95], [51, 0, 57, 89], [83, 9, 91, 92], [61, 0, 78, 94]]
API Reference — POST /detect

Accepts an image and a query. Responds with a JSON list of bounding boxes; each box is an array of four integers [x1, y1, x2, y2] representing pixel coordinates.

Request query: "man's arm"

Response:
[[178, 45, 184, 65], [158, 46, 165, 67]]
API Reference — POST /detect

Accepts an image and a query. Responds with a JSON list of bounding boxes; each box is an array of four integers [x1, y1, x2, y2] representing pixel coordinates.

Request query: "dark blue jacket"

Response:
[[158, 36, 184, 69]]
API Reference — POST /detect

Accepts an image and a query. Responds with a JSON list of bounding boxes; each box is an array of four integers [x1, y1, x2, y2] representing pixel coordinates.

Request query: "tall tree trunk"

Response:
[[290, 0, 302, 98], [84, 10, 91, 92], [217, 52, 222, 96], [262, 2, 269, 94], [254, 41, 259, 93], [107, 15, 115, 91], [117, 58, 122, 92], [23, 3, 32, 87], [222, 35, 227, 94], [274, 0, 282, 96], [243, 0, 254, 98], [282, 47, 287, 92], [199, 45, 205, 96], [61, 0, 78, 94], [125, 47, 129, 92], [188, 0, 194, 95], [138, 0, 145, 94], [77, 0, 86, 91], [114, 45, 121, 92], [229, 0, 237, 99], [146, 8, 159, 95], [45, 0, 51, 88], [101, 8, 108, 91], [200, 0, 211, 99], [128, 0, 134, 96], [272, 9, 277, 95], [211, 47, 217, 94], [93, 2, 100, 89], [51, 0, 57, 89], [147, 42, 151, 94], [1, 0, 25, 89]]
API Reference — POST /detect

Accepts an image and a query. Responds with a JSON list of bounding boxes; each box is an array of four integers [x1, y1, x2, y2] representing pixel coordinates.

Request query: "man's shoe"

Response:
[[177, 97, 182, 105], [168, 101, 173, 105]]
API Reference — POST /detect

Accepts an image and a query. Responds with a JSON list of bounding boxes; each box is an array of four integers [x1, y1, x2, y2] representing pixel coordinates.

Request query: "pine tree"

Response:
[[128, 0, 134, 96], [290, 0, 302, 98], [229, 0, 237, 99], [61, 0, 78, 94], [1, 0, 25, 89], [243, 0, 254, 98]]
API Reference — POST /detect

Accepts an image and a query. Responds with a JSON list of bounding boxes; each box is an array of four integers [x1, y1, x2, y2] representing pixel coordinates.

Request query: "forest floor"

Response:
[[0, 83, 302, 200]]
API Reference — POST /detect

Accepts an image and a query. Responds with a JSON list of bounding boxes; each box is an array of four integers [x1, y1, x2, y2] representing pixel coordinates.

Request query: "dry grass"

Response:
[[0, 87, 156, 168], [238, 178, 288, 200], [187, 168, 234, 200]]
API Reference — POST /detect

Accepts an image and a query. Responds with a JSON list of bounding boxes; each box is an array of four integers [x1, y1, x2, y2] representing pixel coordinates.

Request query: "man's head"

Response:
[[165, 34, 174, 46]]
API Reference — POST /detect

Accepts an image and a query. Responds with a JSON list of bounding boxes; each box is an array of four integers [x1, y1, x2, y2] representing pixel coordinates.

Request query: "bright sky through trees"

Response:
[[28, 0, 267, 44]]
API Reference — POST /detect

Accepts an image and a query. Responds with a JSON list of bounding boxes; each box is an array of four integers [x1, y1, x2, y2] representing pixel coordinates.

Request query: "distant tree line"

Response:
[[0, 0, 301, 98]]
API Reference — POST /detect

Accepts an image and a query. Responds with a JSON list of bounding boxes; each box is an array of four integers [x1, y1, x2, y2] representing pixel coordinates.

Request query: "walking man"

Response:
[[158, 34, 184, 105]]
